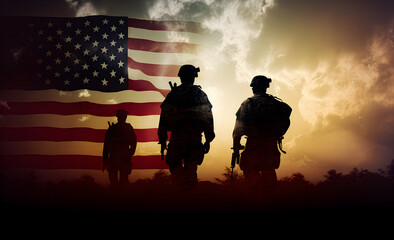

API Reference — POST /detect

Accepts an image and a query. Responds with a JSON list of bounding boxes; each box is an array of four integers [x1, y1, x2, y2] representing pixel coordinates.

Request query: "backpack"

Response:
[[247, 94, 292, 141]]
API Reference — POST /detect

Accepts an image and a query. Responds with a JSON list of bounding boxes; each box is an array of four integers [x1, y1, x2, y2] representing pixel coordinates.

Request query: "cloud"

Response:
[[148, 0, 274, 82], [65, 0, 106, 17]]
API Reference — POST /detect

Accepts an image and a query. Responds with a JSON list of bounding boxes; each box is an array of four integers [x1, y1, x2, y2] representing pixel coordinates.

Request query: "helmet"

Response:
[[178, 64, 200, 78], [250, 75, 272, 88], [116, 109, 128, 119]]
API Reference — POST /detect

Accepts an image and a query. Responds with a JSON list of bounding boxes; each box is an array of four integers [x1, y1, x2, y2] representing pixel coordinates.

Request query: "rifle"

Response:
[[160, 143, 165, 160], [102, 121, 114, 172], [230, 145, 244, 180]]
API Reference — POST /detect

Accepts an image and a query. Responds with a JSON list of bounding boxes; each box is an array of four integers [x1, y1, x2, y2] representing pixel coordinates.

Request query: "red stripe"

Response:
[[128, 79, 170, 97], [0, 127, 159, 142], [128, 38, 200, 54], [128, 57, 180, 77], [128, 18, 202, 33], [1, 101, 161, 116], [0, 155, 168, 169]]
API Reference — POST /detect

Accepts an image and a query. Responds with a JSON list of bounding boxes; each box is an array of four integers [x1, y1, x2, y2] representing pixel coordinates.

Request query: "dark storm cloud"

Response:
[[0, 0, 75, 17], [0, 0, 156, 18]]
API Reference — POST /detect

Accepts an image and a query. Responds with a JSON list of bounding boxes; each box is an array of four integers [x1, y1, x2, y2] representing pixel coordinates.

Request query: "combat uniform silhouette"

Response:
[[103, 109, 137, 187], [233, 75, 291, 194], [158, 64, 215, 188]]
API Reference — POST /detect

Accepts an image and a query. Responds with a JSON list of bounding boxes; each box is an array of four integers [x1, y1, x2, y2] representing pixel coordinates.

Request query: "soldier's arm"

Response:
[[128, 124, 137, 156], [233, 101, 249, 148], [204, 109, 215, 143], [103, 130, 110, 160]]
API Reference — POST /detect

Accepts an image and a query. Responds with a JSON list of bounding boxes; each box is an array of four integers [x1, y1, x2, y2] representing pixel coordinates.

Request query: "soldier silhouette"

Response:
[[103, 109, 137, 187], [233, 75, 291, 195], [158, 64, 215, 189]]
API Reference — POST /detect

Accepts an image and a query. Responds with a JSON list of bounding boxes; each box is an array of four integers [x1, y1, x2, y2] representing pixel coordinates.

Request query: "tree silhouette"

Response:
[[215, 167, 243, 185]]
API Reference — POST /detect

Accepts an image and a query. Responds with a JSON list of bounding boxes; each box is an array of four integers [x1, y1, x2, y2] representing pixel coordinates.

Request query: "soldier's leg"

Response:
[[183, 160, 198, 188], [119, 159, 132, 186], [119, 172, 129, 186], [260, 169, 277, 193], [167, 141, 186, 184], [243, 169, 263, 189], [108, 170, 119, 187]]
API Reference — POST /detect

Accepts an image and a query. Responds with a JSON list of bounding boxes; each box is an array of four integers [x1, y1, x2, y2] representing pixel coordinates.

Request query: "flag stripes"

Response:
[[0, 127, 159, 142]]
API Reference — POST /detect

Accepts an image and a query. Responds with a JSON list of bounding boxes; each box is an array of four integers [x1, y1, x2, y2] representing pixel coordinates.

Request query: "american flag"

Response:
[[0, 15, 203, 169]]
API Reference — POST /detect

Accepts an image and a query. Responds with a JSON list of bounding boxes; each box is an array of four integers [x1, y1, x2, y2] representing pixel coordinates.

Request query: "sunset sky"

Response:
[[0, 0, 393, 184]]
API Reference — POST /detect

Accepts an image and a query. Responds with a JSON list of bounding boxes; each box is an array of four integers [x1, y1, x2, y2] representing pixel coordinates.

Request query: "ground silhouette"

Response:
[[1, 160, 393, 215]]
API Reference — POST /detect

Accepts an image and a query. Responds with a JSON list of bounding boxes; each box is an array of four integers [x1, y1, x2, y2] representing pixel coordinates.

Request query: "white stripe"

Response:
[[0, 141, 160, 156], [128, 68, 177, 90], [0, 114, 160, 129], [0, 89, 164, 104], [128, 27, 204, 45], [128, 49, 199, 65]]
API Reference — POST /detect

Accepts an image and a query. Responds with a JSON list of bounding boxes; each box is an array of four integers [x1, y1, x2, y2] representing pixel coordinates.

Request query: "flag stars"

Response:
[[117, 60, 124, 68], [65, 36, 72, 43], [28, 17, 128, 91], [64, 51, 72, 58], [101, 62, 108, 69], [83, 77, 90, 84], [109, 54, 116, 61], [74, 43, 81, 50], [92, 40, 99, 47], [101, 46, 108, 53]]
